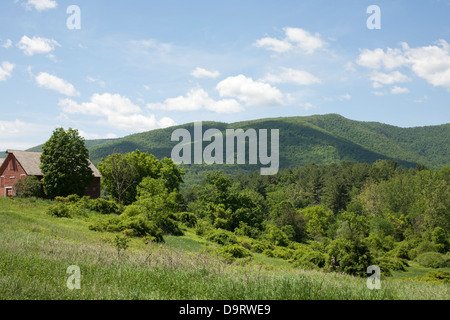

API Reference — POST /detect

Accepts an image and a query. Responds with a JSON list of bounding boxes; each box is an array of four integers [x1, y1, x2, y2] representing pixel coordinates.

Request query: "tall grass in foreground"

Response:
[[0, 198, 448, 300]]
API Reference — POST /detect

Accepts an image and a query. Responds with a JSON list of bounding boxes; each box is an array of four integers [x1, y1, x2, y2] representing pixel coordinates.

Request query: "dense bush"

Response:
[[216, 244, 252, 260], [375, 256, 408, 276], [415, 252, 449, 268], [176, 212, 198, 228], [420, 270, 450, 284], [264, 225, 290, 247], [14, 176, 42, 198], [326, 238, 374, 276], [47, 203, 71, 218], [89, 214, 164, 242], [206, 229, 238, 245], [293, 250, 328, 269], [408, 241, 441, 260]]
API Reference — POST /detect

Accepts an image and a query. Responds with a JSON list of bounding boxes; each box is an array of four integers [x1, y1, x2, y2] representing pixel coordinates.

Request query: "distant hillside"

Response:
[[26, 138, 118, 153], [3, 114, 448, 183], [87, 114, 449, 169]]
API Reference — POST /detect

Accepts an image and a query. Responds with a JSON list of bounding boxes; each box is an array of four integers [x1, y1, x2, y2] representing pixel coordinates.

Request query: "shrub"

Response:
[[250, 240, 274, 253], [47, 203, 71, 218], [206, 229, 238, 245], [421, 270, 450, 284], [89, 198, 119, 214], [294, 250, 327, 269], [217, 244, 252, 260], [121, 205, 142, 218], [326, 238, 374, 277], [154, 214, 184, 236], [408, 241, 440, 260], [89, 214, 165, 242], [194, 220, 213, 236], [375, 256, 408, 276], [177, 212, 198, 228], [265, 225, 290, 247], [14, 176, 42, 198], [272, 247, 294, 260], [416, 252, 449, 268]]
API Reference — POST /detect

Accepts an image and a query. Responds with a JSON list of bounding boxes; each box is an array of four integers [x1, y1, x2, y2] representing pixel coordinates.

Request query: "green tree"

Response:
[[301, 206, 334, 240], [40, 128, 94, 198], [14, 176, 42, 198], [99, 150, 159, 205]]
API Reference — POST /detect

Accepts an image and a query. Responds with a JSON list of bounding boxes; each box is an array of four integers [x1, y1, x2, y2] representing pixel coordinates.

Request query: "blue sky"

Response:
[[1, 0, 449, 150]]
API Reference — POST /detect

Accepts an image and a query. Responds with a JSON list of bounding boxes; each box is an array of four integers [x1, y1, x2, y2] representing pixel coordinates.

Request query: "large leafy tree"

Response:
[[40, 128, 94, 198], [98, 150, 184, 206]]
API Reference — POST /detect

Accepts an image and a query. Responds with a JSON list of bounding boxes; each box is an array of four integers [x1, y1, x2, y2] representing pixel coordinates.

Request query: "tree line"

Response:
[[17, 128, 450, 278]]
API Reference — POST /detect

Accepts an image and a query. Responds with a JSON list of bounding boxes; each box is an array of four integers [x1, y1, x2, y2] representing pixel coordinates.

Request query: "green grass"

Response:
[[0, 197, 448, 300], [391, 261, 450, 281]]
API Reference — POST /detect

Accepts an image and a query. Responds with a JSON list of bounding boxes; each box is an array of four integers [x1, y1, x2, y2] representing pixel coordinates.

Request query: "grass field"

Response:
[[0, 197, 448, 300]]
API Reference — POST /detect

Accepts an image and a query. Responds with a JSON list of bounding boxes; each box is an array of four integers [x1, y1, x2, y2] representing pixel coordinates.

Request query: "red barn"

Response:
[[0, 150, 101, 199]]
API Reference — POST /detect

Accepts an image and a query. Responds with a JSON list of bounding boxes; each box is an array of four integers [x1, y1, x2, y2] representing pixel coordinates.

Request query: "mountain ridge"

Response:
[[1, 114, 447, 173]]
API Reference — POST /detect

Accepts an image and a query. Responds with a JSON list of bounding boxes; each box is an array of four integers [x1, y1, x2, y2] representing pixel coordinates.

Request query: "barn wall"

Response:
[[0, 154, 27, 197]]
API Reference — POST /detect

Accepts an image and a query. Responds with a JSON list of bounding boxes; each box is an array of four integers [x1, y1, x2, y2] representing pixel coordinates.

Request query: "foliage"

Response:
[[98, 150, 184, 205], [46, 202, 71, 218], [326, 238, 374, 277], [40, 128, 94, 198], [14, 176, 42, 198], [415, 252, 449, 269], [206, 229, 238, 246], [215, 244, 252, 260], [176, 212, 198, 228], [418, 270, 450, 284]]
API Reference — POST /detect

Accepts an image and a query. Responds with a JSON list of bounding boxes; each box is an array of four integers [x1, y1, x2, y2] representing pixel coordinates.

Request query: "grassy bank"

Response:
[[0, 198, 448, 300]]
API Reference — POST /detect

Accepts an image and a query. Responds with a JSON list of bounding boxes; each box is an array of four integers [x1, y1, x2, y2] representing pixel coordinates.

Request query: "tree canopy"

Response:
[[40, 128, 94, 198]]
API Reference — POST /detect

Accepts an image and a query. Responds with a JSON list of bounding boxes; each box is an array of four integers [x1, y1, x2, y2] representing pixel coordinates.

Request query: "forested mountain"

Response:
[[85, 114, 448, 169], [8, 114, 447, 180]]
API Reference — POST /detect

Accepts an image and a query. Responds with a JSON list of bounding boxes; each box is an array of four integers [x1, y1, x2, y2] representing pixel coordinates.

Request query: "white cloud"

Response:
[[369, 71, 411, 88], [254, 37, 293, 53], [404, 40, 450, 90], [391, 86, 410, 94], [86, 76, 106, 88], [357, 40, 450, 91], [26, 0, 57, 11], [2, 39, 12, 49], [216, 75, 285, 107], [78, 131, 118, 140], [284, 27, 325, 54], [59, 93, 177, 132], [357, 47, 408, 70], [254, 27, 325, 54], [191, 67, 220, 79], [0, 61, 15, 81], [263, 67, 321, 86], [17, 36, 60, 56], [147, 88, 243, 114], [35, 72, 79, 97], [338, 93, 352, 101], [0, 119, 49, 150]]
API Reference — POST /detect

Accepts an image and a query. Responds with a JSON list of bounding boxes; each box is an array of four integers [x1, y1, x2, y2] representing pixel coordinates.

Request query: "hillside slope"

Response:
[[87, 114, 449, 170], [2, 114, 446, 177]]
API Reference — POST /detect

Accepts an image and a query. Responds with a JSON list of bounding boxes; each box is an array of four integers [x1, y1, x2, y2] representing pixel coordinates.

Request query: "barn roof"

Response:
[[5, 150, 101, 178]]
